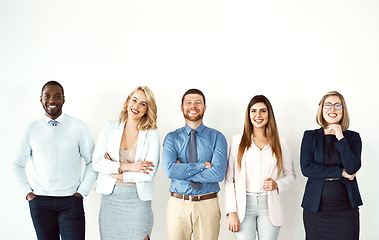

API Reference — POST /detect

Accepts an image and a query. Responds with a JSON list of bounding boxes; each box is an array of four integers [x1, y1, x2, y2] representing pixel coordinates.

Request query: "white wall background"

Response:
[[1, 1, 378, 239]]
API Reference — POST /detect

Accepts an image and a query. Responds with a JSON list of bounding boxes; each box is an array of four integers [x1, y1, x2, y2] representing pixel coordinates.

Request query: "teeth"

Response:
[[131, 109, 139, 114], [328, 114, 337, 117]]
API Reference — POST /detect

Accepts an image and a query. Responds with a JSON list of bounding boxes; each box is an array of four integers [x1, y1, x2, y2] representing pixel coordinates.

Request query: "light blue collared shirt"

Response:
[[11, 114, 97, 198], [163, 123, 228, 196]]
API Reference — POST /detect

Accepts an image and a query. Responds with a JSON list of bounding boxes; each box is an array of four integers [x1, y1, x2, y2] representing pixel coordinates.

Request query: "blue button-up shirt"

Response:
[[163, 123, 228, 196]]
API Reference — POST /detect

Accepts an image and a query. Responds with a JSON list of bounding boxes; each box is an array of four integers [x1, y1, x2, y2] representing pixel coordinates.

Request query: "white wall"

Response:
[[1, 1, 378, 239]]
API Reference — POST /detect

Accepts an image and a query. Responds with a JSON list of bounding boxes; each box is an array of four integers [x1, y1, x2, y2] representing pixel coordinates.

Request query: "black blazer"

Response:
[[300, 127, 363, 212]]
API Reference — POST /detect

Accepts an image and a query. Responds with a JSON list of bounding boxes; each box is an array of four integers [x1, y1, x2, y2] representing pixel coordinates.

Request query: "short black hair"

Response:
[[41, 81, 64, 95], [181, 89, 206, 105]]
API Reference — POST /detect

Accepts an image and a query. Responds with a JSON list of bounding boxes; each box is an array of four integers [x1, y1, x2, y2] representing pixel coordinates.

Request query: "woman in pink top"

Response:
[[225, 95, 296, 240]]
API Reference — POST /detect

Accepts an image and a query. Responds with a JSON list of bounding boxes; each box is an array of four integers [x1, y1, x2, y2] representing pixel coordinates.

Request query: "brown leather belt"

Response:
[[171, 192, 217, 201]]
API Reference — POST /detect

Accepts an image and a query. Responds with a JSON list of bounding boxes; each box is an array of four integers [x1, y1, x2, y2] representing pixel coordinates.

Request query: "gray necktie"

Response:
[[189, 129, 201, 190]]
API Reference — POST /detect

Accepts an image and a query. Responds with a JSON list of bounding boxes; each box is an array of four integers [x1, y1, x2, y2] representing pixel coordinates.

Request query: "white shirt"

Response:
[[11, 114, 97, 198], [245, 142, 273, 193]]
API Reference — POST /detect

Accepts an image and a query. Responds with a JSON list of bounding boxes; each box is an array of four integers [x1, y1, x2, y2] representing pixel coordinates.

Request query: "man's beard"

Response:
[[183, 111, 204, 122]]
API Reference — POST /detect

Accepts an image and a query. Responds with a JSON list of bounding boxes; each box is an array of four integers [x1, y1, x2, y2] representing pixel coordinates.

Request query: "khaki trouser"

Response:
[[166, 196, 221, 240]]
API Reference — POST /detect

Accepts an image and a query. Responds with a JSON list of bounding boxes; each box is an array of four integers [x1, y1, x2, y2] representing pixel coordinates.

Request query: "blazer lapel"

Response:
[[314, 127, 324, 164], [109, 122, 125, 162], [135, 130, 147, 162]]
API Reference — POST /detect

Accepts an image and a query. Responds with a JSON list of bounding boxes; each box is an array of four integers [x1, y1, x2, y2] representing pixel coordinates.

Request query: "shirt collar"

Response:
[[184, 123, 205, 135], [43, 113, 67, 124]]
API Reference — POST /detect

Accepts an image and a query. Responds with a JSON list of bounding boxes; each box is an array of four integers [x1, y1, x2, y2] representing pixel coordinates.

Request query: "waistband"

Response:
[[246, 192, 268, 196], [170, 192, 217, 201], [325, 178, 340, 181]]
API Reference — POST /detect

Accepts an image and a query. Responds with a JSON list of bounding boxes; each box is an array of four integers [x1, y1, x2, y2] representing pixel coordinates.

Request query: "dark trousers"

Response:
[[29, 195, 85, 240]]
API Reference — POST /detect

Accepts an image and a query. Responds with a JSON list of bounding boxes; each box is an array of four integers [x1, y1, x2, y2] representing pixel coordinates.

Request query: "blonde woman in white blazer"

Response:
[[225, 95, 296, 240], [92, 86, 159, 240]]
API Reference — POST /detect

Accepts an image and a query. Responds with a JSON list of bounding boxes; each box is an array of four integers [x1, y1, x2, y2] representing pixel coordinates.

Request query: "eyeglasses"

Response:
[[323, 103, 343, 110]]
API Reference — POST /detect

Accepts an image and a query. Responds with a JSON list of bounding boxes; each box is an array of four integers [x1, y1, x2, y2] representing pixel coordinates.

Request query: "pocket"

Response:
[[28, 195, 39, 203], [69, 196, 85, 220]]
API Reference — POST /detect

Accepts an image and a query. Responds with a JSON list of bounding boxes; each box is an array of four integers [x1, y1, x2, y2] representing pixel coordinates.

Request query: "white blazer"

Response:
[[92, 120, 160, 201], [224, 134, 296, 226]]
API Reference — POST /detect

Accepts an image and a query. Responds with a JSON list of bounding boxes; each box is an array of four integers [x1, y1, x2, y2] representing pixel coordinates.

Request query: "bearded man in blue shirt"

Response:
[[163, 88, 228, 240], [11, 81, 97, 240]]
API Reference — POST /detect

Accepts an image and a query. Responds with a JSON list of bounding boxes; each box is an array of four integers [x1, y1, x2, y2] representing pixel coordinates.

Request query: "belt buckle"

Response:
[[189, 195, 200, 202]]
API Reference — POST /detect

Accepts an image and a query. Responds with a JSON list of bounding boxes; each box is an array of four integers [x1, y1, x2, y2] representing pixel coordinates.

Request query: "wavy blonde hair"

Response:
[[316, 90, 350, 131], [119, 86, 158, 130], [237, 95, 283, 176]]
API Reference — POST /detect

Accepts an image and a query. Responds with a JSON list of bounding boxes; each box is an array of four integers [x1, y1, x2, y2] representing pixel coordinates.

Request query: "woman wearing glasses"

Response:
[[300, 91, 362, 239]]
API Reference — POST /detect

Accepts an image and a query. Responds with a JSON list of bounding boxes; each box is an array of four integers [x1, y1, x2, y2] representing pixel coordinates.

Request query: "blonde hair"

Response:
[[316, 90, 350, 131], [119, 86, 158, 130], [237, 95, 282, 177]]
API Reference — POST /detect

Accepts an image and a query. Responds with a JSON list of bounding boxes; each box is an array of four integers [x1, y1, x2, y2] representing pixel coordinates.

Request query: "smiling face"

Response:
[[40, 84, 65, 119], [322, 95, 343, 125], [181, 93, 206, 122], [127, 90, 148, 121], [250, 102, 269, 130]]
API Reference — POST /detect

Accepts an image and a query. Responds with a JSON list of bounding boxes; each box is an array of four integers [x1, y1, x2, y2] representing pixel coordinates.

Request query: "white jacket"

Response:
[[224, 134, 296, 226], [92, 120, 160, 201]]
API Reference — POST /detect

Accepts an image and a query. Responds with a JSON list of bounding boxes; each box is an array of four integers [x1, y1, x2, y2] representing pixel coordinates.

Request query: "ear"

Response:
[[204, 105, 207, 112], [62, 96, 65, 105], [40, 96, 43, 104], [181, 105, 184, 113]]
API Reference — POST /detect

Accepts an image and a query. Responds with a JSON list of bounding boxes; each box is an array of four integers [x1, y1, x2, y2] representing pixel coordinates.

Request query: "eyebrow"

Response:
[[132, 97, 146, 103], [324, 101, 342, 104], [251, 107, 267, 110]]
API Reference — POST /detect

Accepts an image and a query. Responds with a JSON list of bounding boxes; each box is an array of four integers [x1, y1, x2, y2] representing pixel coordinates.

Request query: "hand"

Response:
[[264, 178, 278, 191], [111, 173, 124, 180], [204, 162, 211, 169], [26, 192, 36, 201], [325, 124, 344, 140], [73, 192, 83, 198], [228, 212, 240, 232], [104, 153, 114, 161], [342, 168, 356, 181], [120, 161, 154, 174]]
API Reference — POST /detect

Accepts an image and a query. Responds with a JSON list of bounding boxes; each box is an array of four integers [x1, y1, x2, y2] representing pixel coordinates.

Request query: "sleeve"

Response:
[[300, 130, 342, 179], [92, 121, 121, 174], [122, 129, 160, 183], [162, 132, 205, 180], [187, 132, 228, 183], [10, 128, 33, 198], [275, 139, 296, 194], [335, 132, 362, 175], [224, 135, 239, 215], [76, 123, 97, 197]]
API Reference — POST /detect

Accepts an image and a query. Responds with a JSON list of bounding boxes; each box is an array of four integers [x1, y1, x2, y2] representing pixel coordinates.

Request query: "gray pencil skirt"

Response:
[[99, 185, 153, 240]]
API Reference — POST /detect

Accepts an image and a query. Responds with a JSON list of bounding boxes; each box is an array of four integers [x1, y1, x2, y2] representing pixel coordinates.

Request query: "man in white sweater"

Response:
[[11, 81, 97, 240]]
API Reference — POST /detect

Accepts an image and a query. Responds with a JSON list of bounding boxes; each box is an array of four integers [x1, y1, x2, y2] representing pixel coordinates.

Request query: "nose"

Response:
[[47, 97, 56, 104]]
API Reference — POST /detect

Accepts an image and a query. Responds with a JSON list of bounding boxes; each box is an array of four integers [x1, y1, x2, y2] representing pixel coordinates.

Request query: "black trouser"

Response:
[[29, 195, 85, 240]]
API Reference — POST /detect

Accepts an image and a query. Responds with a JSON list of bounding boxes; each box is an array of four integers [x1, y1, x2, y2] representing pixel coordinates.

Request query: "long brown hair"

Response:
[[237, 95, 283, 176]]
